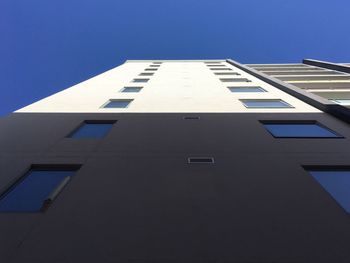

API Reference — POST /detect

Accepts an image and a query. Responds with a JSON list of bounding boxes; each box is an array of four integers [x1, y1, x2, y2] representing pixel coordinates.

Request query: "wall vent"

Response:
[[188, 157, 215, 164]]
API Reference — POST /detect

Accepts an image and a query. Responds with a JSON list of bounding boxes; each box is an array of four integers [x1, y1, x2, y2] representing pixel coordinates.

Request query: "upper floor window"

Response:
[[228, 86, 266, 93], [0, 165, 80, 212], [103, 99, 133, 108], [121, 87, 142, 93], [240, 99, 293, 108], [132, 79, 149, 83], [304, 166, 350, 213], [220, 78, 251, 83], [68, 120, 116, 139], [261, 121, 342, 138], [139, 73, 154, 76]]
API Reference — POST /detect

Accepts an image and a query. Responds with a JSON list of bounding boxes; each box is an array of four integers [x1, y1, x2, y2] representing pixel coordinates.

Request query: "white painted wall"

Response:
[[17, 60, 321, 113]]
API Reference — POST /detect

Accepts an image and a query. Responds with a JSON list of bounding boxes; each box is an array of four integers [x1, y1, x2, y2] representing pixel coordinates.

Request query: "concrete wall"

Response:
[[17, 61, 320, 113]]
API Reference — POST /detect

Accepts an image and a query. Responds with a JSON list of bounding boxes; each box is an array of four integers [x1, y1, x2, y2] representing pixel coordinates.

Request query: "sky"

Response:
[[1, 0, 350, 116]]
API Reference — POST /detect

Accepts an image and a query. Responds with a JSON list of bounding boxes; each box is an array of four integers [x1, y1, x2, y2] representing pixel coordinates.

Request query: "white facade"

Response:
[[17, 60, 320, 113]]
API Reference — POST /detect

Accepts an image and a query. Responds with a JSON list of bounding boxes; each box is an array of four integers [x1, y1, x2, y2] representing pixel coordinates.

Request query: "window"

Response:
[[0, 165, 80, 212], [132, 79, 149, 83], [145, 68, 158, 71], [304, 167, 350, 213], [240, 99, 293, 108], [188, 157, 214, 164], [121, 87, 142, 93], [103, 99, 133, 108], [214, 72, 240, 76], [149, 65, 160, 67], [261, 121, 342, 138], [228, 86, 266, 93], [68, 121, 115, 139], [331, 99, 350, 106], [207, 65, 226, 67], [139, 73, 154, 76], [210, 68, 232, 71], [220, 78, 251, 83]]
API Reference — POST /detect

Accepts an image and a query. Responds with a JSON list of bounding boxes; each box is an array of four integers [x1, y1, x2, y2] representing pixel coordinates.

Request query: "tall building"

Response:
[[1, 59, 350, 263]]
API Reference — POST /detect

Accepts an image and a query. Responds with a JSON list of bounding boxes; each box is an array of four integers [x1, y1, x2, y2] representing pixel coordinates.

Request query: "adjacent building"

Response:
[[1, 59, 350, 263]]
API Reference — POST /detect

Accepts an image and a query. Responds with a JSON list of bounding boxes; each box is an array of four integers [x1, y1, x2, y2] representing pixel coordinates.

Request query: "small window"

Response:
[[68, 120, 115, 139], [240, 99, 293, 108], [103, 99, 133, 108], [206, 65, 226, 67], [220, 78, 251, 83], [214, 72, 240, 76], [228, 86, 266, 93], [0, 165, 80, 212], [145, 68, 158, 71], [261, 121, 342, 138], [121, 87, 142, 93], [304, 167, 350, 213], [139, 73, 154, 76], [210, 68, 232, 71], [188, 157, 214, 164], [149, 65, 160, 67], [132, 79, 149, 83], [331, 99, 350, 106]]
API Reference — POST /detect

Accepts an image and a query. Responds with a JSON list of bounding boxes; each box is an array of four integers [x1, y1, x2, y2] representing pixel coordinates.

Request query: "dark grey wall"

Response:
[[1, 112, 350, 263]]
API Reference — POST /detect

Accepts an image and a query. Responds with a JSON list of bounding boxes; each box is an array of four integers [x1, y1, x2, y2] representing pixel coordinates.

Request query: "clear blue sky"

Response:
[[1, 0, 350, 115]]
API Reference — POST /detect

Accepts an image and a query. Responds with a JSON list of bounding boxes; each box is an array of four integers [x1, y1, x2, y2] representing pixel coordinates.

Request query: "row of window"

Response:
[[206, 63, 297, 109], [68, 120, 342, 139], [0, 164, 349, 213]]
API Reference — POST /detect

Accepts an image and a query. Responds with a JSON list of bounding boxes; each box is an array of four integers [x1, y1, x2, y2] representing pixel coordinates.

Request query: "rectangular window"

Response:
[[132, 79, 149, 83], [304, 166, 350, 213], [210, 68, 232, 71], [145, 68, 158, 71], [220, 78, 251, 83], [103, 99, 133, 108], [240, 99, 293, 108], [214, 72, 240, 76], [188, 157, 214, 164], [228, 86, 266, 92], [261, 121, 342, 138], [139, 73, 154, 76], [207, 65, 226, 67], [0, 165, 80, 212], [68, 120, 115, 139], [121, 87, 142, 93], [149, 65, 160, 67]]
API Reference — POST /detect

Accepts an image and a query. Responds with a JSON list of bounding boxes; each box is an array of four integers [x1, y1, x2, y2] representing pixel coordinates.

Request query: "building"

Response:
[[1, 59, 350, 263]]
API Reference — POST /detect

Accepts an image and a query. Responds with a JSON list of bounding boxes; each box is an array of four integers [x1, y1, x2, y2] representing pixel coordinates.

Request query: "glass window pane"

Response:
[[241, 99, 292, 108], [308, 170, 350, 213], [132, 79, 149, 83], [103, 100, 132, 108], [121, 87, 142, 93], [228, 86, 266, 92], [0, 170, 76, 212], [69, 122, 114, 138], [263, 123, 341, 138]]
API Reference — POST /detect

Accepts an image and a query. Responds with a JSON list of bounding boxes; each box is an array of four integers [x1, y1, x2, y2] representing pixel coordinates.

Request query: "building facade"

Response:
[[1, 59, 350, 263]]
